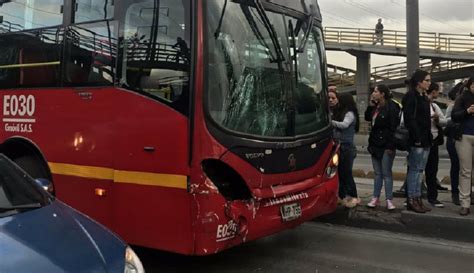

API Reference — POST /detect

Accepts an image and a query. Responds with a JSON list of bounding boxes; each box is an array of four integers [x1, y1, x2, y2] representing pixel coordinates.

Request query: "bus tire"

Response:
[[0, 139, 52, 185]]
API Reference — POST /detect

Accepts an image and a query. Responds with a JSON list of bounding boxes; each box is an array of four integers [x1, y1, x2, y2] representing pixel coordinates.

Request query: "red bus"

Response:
[[0, 0, 338, 255]]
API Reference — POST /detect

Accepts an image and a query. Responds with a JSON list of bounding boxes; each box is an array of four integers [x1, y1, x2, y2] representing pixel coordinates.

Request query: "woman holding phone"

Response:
[[364, 85, 400, 210]]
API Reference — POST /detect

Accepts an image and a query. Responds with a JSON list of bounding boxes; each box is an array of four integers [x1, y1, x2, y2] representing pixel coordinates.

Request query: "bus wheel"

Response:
[[1, 140, 53, 193]]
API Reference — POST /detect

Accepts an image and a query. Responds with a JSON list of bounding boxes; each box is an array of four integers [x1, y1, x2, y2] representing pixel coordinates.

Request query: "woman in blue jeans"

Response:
[[364, 85, 400, 210], [445, 83, 464, 205], [329, 91, 360, 208], [402, 69, 433, 213]]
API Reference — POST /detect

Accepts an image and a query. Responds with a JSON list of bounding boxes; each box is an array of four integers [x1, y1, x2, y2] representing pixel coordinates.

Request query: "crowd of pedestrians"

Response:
[[329, 72, 474, 216]]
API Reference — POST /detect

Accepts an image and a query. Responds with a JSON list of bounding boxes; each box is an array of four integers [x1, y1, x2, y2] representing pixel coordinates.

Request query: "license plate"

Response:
[[280, 203, 302, 222]]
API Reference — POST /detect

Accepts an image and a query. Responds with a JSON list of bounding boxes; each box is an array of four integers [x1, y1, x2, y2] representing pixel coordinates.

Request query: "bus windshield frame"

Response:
[[204, 0, 329, 141]]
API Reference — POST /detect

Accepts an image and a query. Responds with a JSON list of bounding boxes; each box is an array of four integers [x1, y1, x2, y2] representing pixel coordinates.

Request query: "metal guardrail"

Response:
[[325, 26, 474, 87], [372, 60, 474, 81], [324, 26, 474, 53], [328, 59, 474, 87]]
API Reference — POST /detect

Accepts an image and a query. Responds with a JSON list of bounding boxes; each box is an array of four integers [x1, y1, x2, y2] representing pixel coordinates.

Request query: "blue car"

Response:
[[0, 154, 144, 273]]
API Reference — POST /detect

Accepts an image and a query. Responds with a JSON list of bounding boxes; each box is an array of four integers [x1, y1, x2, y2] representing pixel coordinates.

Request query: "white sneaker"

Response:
[[367, 197, 379, 208], [386, 199, 396, 210]]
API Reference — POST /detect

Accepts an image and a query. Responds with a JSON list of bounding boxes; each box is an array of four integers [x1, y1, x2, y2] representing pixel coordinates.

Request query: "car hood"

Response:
[[0, 201, 126, 273]]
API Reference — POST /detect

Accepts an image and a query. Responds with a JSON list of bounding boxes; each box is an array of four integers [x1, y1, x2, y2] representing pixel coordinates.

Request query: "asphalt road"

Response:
[[136, 222, 474, 273]]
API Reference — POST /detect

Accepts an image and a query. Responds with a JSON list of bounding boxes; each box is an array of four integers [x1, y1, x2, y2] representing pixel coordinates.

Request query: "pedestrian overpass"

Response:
[[324, 26, 474, 95]]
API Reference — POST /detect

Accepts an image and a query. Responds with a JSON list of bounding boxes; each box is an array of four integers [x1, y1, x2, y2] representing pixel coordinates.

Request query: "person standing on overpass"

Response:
[[373, 18, 384, 45]]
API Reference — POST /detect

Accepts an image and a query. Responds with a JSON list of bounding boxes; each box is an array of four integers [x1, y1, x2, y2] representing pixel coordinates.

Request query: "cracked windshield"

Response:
[[207, 0, 329, 138]]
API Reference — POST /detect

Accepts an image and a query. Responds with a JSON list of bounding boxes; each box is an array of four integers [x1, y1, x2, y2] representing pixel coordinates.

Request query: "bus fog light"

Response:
[[325, 166, 337, 178]]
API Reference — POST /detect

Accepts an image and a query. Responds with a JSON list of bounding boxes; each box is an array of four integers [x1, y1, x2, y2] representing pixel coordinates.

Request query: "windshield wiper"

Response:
[[297, 15, 314, 53], [214, 0, 228, 39], [0, 203, 42, 213], [253, 0, 285, 63], [288, 20, 298, 80]]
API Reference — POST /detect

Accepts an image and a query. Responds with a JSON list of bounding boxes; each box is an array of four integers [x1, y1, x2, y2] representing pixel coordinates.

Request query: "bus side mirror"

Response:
[[35, 178, 54, 194]]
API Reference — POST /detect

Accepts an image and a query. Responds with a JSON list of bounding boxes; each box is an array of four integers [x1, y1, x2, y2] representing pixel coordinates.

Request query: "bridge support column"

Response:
[[350, 51, 371, 133], [353, 51, 371, 113], [406, 0, 420, 75]]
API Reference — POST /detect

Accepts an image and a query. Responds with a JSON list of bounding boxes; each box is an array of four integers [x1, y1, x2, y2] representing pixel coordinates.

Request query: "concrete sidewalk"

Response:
[[315, 178, 474, 243]]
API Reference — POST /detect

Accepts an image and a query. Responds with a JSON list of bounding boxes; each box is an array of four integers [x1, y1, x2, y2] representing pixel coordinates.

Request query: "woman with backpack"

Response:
[[364, 85, 400, 210]]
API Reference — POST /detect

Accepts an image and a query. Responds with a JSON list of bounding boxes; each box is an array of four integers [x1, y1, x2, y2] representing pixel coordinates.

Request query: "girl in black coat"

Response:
[[364, 85, 400, 210]]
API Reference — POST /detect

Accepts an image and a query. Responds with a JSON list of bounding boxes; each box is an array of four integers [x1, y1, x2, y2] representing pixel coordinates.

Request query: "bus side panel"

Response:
[[1, 89, 118, 227], [109, 88, 193, 253], [111, 184, 193, 253], [1, 88, 194, 253]]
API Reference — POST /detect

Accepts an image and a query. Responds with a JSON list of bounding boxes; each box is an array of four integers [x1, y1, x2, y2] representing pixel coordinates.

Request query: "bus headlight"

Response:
[[325, 153, 339, 179], [125, 247, 145, 273]]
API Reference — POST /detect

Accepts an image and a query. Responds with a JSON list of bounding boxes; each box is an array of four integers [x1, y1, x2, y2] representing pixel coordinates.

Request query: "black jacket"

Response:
[[451, 90, 474, 140], [402, 90, 432, 148], [365, 100, 400, 152]]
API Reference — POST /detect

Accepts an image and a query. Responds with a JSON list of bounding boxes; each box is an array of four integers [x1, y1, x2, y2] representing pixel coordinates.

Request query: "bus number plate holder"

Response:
[[280, 203, 302, 222]]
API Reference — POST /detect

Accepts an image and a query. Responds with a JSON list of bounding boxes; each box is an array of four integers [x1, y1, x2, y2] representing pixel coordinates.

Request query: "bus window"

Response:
[[0, 0, 63, 30], [0, 28, 63, 89], [63, 21, 117, 86], [121, 0, 191, 116], [75, 0, 114, 23]]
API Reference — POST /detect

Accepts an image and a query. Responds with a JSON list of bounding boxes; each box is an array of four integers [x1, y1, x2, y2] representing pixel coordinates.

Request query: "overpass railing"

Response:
[[372, 60, 474, 81], [324, 27, 474, 53], [328, 59, 474, 87]]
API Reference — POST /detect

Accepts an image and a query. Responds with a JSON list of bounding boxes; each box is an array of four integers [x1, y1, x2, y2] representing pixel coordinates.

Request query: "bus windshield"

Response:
[[206, 0, 329, 138]]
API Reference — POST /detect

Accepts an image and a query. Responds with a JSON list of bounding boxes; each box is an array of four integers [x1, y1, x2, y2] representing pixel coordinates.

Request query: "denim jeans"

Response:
[[338, 143, 358, 199], [425, 144, 439, 202], [371, 150, 396, 200], [406, 146, 430, 198], [446, 137, 459, 196]]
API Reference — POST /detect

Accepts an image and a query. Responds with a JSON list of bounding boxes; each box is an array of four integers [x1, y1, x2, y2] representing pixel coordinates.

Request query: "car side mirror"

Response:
[[35, 178, 54, 194]]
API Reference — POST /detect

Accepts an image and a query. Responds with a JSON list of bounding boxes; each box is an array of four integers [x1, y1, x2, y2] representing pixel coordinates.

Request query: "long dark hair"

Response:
[[332, 93, 360, 132], [466, 76, 474, 91], [405, 69, 429, 91], [448, 81, 465, 100], [426, 82, 440, 95], [375, 84, 392, 100]]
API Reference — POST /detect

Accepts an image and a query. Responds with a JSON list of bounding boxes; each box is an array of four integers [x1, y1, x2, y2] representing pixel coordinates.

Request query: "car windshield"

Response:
[[0, 155, 48, 217], [206, 0, 329, 138]]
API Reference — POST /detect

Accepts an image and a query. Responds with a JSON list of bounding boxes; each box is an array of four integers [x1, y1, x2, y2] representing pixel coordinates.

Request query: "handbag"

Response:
[[434, 125, 444, 146], [394, 98, 417, 151], [394, 124, 410, 151]]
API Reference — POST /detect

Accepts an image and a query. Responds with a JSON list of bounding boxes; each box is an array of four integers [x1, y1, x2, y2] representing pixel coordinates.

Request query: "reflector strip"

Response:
[[48, 162, 187, 189]]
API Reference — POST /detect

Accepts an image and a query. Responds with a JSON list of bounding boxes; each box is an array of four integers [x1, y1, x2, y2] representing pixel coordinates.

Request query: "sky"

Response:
[[318, 0, 474, 69]]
